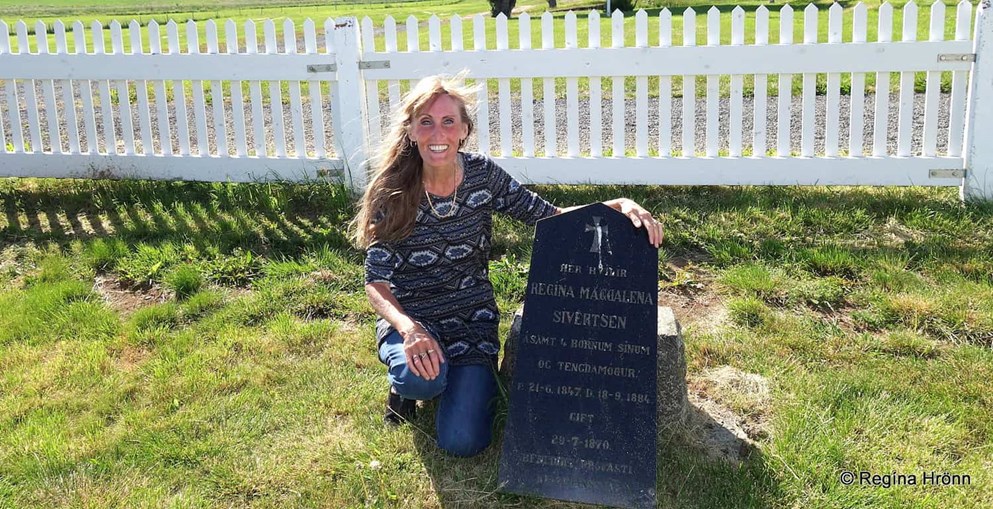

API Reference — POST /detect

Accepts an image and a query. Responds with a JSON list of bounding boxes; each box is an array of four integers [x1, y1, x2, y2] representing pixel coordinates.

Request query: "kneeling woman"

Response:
[[352, 74, 663, 457]]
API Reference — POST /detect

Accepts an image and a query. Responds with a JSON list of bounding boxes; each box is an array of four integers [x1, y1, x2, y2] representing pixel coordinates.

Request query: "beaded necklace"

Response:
[[424, 155, 462, 219]]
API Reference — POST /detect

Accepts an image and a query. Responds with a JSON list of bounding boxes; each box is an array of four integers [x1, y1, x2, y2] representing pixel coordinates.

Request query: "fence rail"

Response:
[[0, 1, 991, 200]]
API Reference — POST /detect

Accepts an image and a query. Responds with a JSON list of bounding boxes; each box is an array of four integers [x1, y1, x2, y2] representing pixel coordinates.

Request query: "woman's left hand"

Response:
[[605, 198, 664, 248]]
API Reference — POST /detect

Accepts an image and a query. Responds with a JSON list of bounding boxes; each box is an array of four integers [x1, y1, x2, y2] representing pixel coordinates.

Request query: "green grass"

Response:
[[2, 177, 993, 507]]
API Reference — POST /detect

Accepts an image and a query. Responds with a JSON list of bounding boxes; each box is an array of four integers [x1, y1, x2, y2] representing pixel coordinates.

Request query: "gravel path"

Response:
[[2, 80, 957, 160]]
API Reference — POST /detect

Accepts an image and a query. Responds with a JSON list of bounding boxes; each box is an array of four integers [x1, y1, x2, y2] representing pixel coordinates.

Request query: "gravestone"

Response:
[[498, 203, 659, 509]]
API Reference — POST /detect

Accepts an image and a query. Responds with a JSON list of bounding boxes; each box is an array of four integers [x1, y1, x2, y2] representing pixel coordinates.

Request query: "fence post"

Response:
[[331, 17, 370, 190], [962, 0, 993, 202]]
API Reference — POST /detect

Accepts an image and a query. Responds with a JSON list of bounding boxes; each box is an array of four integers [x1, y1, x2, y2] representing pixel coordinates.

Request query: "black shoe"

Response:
[[384, 389, 417, 425]]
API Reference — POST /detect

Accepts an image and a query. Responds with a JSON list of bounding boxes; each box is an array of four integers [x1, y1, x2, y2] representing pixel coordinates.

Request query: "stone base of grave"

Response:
[[499, 305, 689, 430]]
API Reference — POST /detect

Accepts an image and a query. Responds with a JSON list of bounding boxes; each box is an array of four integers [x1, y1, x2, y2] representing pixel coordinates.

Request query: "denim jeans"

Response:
[[379, 331, 497, 457]]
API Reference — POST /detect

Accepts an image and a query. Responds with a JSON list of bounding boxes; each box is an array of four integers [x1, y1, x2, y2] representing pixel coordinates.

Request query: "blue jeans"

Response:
[[379, 331, 497, 457]]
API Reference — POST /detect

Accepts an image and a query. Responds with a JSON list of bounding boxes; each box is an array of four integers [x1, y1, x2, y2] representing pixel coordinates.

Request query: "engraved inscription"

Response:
[[557, 361, 637, 379], [516, 382, 651, 404], [588, 265, 626, 278], [552, 435, 613, 450], [616, 343, 651, 355], [519, 453, 633, 475], [569, 412, 594, 424], [528, 282, 655, 305], [552, 310, 627, 329], [577, 286, 654, 305]]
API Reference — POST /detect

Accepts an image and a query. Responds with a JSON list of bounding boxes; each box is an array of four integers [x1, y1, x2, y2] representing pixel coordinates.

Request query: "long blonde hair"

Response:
[[352, 74, 476, 249]]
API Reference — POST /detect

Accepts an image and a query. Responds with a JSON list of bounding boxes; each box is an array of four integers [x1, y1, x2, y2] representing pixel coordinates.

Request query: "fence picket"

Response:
[[588, 11, 602, 157], [93, 21, 116, 154], [227, 20, 248, 157], [922, 1, 945, 156], [324, 18, 337, 157], [0, 21, 22, 153], [565, 12, 580, 157], [37, 22, 61, 153], [246, 20, 264, 157], [948, 0, 972, 157], [284, 19, 304, 158], [801, 5, 817, 157], [0, 22, 7, 152], [187, 22, 210, 156], [825, 3, 842, 157], [519, 13, 535, 157], [474, 15, 491, 155], [206, 20, 228, 156], [612, 11, 625, 157], [18, 22, 42, 154], [74, 21, 97, 154], [305, 19, 326, 158], [264, 20, 286, 158], [729, 7, 744, 157], [753, 6, 768, 157], [850, 3, 867, 156], [129, 21, 153, 156], [407, 16, 420, 90], [897, 1, 918, 156], [55, 21, 80, 154], [659, 9, 672, 158], [777, 5, 793, 157], [635, 10, 648, 157], [706, 7, 719, 157], [541, 12, 555, 157], [361, 17, 380, 148], [874, 3, 893, 156], [683, 8, 696, 157], [429, 15, 442, 52], [148, 22, 170, 155], [111, 21, 136, 155], [384, 17, 401, 110], [497, 14, 513, 157]]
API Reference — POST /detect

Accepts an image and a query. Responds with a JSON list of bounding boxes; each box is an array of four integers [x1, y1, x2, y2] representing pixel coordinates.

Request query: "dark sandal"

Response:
[[384, 388, 417, 425]]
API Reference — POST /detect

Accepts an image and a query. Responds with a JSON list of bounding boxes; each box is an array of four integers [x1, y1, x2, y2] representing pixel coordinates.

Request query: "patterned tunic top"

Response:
[[365, 152, 557, 366]]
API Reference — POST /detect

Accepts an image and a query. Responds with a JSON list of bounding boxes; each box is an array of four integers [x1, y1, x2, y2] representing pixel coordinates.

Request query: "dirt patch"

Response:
[[93, 275, 170, 316], [682, 366, 772, 464], [661, 288, 727, 335], [659, 254, 727, 333], [116, 345, 152, 371]]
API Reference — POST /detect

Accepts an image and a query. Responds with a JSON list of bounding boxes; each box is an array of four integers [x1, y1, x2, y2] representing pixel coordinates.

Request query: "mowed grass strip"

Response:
[[1, 177, 993, 507]]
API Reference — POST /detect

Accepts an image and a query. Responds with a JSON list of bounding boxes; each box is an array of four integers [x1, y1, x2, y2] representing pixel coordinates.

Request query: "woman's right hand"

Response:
[[400, 322, 446, 380]]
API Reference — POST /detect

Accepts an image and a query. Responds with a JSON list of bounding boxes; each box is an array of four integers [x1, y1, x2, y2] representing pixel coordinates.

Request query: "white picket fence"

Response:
[[0, 2, 991, 200]]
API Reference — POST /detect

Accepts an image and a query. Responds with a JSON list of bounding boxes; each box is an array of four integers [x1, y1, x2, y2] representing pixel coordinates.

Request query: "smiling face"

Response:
[[408, 93, 469, 174]]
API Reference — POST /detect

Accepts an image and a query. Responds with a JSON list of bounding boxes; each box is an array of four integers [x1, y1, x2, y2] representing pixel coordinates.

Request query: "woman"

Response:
[[353, 74, 663, 458]]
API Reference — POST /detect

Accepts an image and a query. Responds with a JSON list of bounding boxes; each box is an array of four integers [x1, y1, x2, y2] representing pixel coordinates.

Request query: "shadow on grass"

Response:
[[0, 178, 358, 258]]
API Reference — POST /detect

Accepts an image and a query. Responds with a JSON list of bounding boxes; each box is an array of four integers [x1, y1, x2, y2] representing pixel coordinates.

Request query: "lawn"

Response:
[[1, 177, 992, 508]]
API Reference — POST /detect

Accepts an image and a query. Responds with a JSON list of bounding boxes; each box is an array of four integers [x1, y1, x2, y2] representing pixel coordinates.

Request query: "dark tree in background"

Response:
[[489, 0, 516, 17]]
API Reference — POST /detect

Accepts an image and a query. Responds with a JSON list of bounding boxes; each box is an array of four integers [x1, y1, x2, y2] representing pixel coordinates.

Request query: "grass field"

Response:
[[1, 176, 992, 507]]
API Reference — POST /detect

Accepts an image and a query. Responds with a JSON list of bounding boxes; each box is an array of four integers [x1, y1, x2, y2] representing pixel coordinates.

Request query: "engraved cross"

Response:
[[584, 216, 608, 254]]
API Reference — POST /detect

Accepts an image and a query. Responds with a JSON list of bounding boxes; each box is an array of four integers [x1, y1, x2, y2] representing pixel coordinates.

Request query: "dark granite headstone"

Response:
[[498, 203, 658, 509]]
